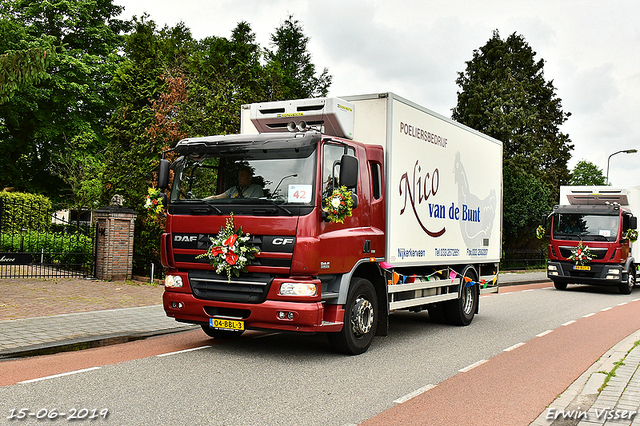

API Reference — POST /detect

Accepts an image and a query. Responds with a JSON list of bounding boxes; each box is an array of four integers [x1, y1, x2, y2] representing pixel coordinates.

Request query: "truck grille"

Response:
[[559, 246, 608, 260], [189, 270, 273, 303], [172, 233, 294, 273]]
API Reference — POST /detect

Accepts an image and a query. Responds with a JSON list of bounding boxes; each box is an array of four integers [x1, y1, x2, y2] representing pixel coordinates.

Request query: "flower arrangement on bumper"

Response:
[[323, 186, 354, 223], [197, 214, 260, 281], [568, 241, 593, 266]]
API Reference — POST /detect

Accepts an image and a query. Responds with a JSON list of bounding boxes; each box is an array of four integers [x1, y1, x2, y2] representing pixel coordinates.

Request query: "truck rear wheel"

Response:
[[328, 277, 378, 355], [620, 264, 635, 294], [444, 271, 478, 326]]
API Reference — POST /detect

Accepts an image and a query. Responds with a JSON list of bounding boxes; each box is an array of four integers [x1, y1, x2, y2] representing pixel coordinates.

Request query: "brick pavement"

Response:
[[0, 277, 165, 321], [0, 276, 195, 358]]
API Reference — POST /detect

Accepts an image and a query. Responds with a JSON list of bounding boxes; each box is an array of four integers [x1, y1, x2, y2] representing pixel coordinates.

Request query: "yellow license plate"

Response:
[[573, 265, 591, 271], [209, 318, 244, 331]]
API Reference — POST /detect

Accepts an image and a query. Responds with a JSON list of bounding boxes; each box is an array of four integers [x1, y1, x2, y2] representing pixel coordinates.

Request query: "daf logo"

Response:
[[272, 238, 294, 245], [174, 235, 197, 242]]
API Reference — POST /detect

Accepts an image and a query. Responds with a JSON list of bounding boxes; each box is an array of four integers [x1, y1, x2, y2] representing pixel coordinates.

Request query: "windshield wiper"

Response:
[[176, 198, 223, 214], [254, 199, 293, 216]]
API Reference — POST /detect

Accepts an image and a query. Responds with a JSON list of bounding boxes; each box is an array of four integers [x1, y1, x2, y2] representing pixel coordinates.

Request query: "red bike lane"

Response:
[[361, 294, 640, 426]]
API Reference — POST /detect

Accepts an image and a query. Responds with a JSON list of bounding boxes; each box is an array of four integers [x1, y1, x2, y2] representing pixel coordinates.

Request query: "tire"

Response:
[[328, 278, 378, 355], [620, 264, 635, 294], [553, 280, 568, 290], [201, 324, 244, 339], [444, 270, 478, 326]]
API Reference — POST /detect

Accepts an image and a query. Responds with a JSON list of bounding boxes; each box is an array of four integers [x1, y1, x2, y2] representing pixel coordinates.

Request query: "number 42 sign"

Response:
[[288, 185, 312, 203]]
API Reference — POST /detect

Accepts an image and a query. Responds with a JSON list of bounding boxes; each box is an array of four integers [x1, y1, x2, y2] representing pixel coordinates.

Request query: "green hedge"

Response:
[[0, 230, 93, 265], [0, 191, 53, 233]]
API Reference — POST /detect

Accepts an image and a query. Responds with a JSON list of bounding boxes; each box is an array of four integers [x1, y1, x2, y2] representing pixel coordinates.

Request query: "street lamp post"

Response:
[[606, 149, 638, 185]]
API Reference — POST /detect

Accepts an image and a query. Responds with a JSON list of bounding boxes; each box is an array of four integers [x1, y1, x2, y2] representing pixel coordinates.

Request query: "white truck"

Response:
[[545, 186, 639, 293], [159, 92, 503, 354]]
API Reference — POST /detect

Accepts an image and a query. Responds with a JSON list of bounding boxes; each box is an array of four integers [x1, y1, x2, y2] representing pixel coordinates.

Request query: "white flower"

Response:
[[331, 197, 341, 209]]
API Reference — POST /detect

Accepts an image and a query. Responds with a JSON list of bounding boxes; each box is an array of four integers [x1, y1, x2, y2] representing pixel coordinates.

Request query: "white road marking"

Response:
[[504, 342, 525, 352], [156, 345, 211, 357], [459, 359, 488, 373], [393, 384, 436, 404], [20, 367, 101, 384]]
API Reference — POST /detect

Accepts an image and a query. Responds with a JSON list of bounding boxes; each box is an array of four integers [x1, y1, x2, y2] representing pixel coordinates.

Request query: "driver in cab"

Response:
[[207, 167, 263, 199]]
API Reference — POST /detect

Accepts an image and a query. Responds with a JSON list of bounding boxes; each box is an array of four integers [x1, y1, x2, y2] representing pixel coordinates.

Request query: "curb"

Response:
[[0, 325, 197, 360]]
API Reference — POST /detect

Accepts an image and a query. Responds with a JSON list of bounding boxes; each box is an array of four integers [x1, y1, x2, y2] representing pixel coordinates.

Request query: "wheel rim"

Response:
[[351, 296, 374, 337], [462, 285, 475, 315]]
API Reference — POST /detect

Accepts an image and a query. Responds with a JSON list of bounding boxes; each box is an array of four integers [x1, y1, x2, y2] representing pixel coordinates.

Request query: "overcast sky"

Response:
[[114, 0, 640, 187]]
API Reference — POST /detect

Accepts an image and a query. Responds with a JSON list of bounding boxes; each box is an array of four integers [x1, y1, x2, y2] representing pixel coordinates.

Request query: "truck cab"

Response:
[[546, 187, 638, 294]]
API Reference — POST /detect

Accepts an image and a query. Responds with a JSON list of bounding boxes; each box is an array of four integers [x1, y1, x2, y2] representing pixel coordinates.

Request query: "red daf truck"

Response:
[[157, 93, 502, 354], [544, 186, 639, 294]]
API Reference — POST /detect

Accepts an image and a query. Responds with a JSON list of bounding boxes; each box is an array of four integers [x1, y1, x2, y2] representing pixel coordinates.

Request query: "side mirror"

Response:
[[339, 154, 359, 189], [158, 159, 170, 189], [631, 216, 638, 230], [541, 213, 547, 228]]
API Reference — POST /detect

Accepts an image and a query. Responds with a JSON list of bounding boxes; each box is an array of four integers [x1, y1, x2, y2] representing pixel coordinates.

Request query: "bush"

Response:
[[0, 192, 53, 233]]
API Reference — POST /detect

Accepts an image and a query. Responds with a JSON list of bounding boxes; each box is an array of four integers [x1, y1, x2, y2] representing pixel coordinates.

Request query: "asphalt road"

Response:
[[2, 282, 639, 426]]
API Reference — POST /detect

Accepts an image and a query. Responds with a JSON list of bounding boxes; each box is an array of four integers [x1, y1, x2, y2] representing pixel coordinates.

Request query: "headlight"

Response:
[[608, 269, 621, 275], [548, 265, 557, 271], [279, 282, 317, 296], [165, 275, 183, 288]]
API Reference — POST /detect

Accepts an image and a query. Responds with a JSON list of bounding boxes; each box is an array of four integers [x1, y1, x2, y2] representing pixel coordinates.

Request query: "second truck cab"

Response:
[[546, 186, 639, 294]]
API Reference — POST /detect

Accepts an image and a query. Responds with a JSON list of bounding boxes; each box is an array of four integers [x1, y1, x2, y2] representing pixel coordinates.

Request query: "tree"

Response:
[[452, 30, 573, 249], [570, 160, 607, 186], [103, 16, 188, 205], [503, 164, 550, 248], [265, 15, 331, 99], [0, 0, 130, 205]]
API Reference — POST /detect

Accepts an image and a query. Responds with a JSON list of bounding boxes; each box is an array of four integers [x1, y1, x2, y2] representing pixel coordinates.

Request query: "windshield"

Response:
[[170, 145, 317, 205], [553, 213, 620, 242]]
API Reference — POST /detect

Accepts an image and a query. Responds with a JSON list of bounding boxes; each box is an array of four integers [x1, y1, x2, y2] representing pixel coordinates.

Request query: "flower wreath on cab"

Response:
[[323, 186, 354, 223], [144, 187, 164, 215]]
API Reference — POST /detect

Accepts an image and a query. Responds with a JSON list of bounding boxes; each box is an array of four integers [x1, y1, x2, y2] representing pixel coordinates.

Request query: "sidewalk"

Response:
[[2, 272, 640, 425], [0, 277, 197, 359]]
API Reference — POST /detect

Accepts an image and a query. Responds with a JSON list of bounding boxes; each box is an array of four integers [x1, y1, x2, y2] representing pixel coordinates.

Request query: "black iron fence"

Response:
[[501, 248, 547, 271], [0, 198, 96, 278]]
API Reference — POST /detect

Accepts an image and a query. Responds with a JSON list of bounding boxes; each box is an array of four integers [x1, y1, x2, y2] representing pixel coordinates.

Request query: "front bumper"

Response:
[[163, 292, 344, 333], [547, 261, 628, 286]]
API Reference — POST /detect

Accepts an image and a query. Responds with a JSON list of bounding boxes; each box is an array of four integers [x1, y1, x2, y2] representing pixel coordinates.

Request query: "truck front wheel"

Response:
[[553, 280, 568, 290], [620, 264, 635, 294], [328, 278, 378, 355], [200, 324, 244, 339]]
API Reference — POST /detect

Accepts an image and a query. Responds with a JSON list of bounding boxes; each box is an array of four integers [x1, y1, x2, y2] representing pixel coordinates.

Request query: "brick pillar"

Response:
[[93, 206, 138, 281]]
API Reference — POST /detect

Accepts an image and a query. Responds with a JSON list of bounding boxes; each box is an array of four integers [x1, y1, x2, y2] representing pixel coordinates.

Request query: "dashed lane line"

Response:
[[156, 345, 211, 357], [20, 367, 101, 384]]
